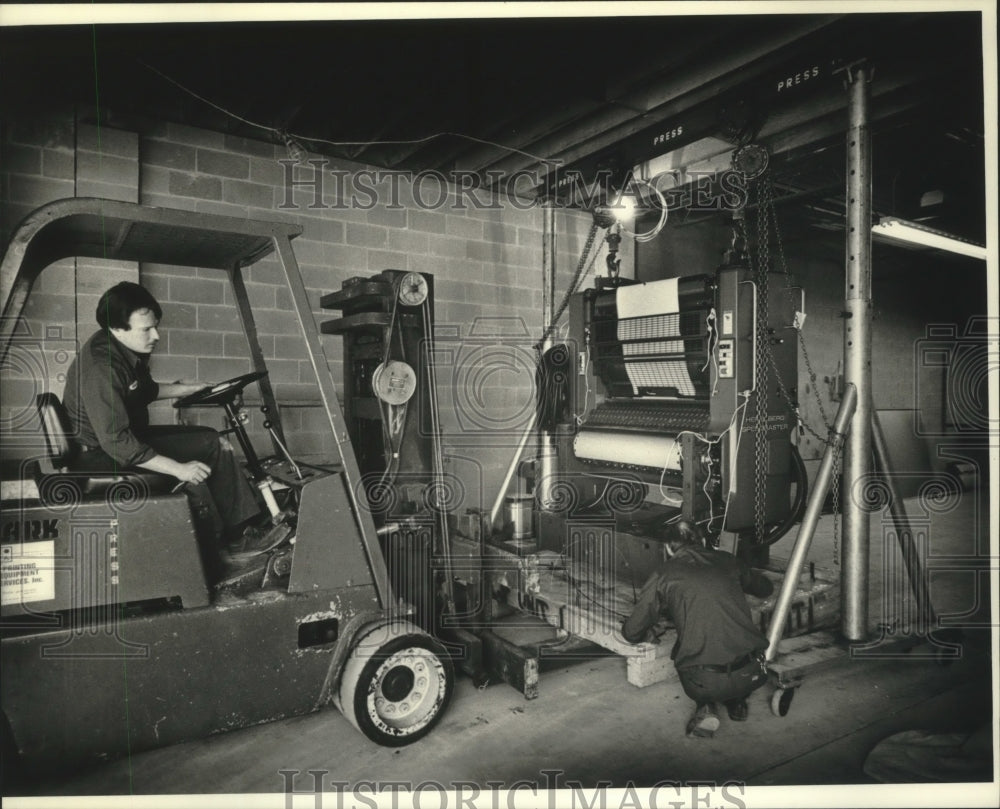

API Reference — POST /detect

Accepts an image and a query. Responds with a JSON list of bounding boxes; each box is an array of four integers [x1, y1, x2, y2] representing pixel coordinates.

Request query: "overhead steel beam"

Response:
[[380, 26, 728, 172], [492, 13, 971, 206], [664, 70, 954, 231], [476, 16, 844, 183], [449, 28, 734, 176], [758, 56, 940, 144], [402, 31, 732, 174]]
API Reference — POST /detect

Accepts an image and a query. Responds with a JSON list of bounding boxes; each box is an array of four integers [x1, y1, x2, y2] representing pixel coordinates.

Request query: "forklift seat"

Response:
[[35, 393, 174, 499]]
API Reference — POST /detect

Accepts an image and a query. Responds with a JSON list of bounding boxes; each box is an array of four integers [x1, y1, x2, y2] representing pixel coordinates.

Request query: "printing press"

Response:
[[534, 260, 805, 579]]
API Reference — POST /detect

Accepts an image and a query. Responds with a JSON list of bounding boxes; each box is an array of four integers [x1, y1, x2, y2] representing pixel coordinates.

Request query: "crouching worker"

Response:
[[63, 282, 273, 573], [621, 521, 774, 738]]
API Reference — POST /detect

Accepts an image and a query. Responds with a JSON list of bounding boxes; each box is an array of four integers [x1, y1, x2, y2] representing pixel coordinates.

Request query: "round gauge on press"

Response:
[[397, 272, 428, 306]]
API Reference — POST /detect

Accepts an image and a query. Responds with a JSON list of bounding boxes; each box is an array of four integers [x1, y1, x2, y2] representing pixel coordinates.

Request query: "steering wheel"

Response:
[[173, 371, 268, 408]]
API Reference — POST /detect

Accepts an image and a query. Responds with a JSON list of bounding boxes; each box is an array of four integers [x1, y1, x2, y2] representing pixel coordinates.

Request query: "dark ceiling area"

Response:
[[0, 12, 988, 243]]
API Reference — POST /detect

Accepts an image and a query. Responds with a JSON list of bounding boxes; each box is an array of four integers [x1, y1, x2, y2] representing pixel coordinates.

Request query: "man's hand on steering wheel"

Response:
[[157, 379, 217, 401], [173, 371, 268, 408], [176, 378, 215, 393], [175, 379, 215, 398]]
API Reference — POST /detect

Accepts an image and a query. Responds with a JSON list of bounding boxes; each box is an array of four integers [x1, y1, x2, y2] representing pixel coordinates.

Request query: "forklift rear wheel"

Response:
[[770, 687, 796, 717], [335, 621, 454, 746]]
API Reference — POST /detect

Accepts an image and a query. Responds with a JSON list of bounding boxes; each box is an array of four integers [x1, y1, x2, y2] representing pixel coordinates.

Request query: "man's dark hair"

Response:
[[96, 282, 162, 330], [662, 520, 704, 553]]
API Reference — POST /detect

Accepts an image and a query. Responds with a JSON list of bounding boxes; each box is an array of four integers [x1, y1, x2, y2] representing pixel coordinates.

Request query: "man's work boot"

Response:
[[227, 522, 293, 561], [686, 702, 720, 738], [725, 698, 749, 722]]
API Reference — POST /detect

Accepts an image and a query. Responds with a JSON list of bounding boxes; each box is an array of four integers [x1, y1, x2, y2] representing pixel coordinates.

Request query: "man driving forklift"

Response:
[[62, 282, 275, 568]]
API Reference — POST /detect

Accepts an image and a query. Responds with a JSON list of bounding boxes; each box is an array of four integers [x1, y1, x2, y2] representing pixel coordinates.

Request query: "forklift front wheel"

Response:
[[335, 621, 454, 746]]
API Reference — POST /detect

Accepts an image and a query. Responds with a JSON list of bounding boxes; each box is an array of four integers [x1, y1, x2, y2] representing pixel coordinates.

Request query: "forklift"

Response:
[[0, 198, 456, 777]]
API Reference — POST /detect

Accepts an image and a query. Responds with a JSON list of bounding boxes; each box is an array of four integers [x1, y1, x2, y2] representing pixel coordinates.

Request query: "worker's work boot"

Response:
[[686, 703, 720, 738], [725, 699, 749, 722], [227, 521, 292, 560]]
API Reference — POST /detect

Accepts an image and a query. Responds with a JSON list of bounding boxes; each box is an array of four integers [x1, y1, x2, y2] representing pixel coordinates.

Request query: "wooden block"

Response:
[[560, 604, 657, 659], [627, 651, 679, 688]]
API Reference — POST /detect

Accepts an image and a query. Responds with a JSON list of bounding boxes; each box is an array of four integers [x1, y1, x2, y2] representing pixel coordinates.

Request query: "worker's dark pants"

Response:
[[677, 654, 768, 707], [71, 425, 261, 539]]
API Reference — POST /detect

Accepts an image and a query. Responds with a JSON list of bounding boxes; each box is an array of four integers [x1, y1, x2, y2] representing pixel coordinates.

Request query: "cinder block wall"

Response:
[[1, 112, 602, 513], [0, 115, 142, 474]]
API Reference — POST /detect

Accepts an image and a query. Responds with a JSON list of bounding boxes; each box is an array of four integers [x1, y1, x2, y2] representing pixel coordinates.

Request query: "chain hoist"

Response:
[[762, 173, 844, 566], [606, 224, 622, 281], [747, 170, 843, 563], [831, 440, 842, 566], [764, 174, 835, 438], [535, 219, 602, 351], [751, 177, 771, 544]]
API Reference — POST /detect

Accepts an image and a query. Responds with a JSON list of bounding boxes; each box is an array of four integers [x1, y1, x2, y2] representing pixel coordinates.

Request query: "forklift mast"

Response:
[[0, 198, 458, 766], [320, 271, 446, 633]]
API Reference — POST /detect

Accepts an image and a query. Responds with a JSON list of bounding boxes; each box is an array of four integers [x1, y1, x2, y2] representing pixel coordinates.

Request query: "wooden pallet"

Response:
[[504, 552, 841, 689], [517, 561, 676, 688]]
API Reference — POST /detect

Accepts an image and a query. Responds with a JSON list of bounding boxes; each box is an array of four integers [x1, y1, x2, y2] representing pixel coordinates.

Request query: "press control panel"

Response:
[[718, 338, 734, 378]]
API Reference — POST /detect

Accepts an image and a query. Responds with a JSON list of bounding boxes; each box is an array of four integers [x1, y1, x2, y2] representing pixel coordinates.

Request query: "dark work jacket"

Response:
[[621, 545, 773, 670], [63, 329, 160, 467]]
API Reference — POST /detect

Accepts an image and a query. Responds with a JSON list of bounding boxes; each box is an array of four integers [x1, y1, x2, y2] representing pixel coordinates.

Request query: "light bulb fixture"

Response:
[[279, 130, 308, 162], [610, 193, 638, 223], [871, 216, 986, 260], [593, 192, 637, 228]]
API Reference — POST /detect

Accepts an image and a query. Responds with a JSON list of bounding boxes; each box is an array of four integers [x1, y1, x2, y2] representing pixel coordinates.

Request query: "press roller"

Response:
[[539, 262, 801, 561]]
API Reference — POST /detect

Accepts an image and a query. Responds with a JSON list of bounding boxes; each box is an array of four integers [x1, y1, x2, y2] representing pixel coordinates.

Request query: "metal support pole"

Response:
[[537, 201, 558, 509], [541, 201, 557, 351], [871, 410, 938, 631], [766, 384, 857, 661], [841, 62, 874, 641]]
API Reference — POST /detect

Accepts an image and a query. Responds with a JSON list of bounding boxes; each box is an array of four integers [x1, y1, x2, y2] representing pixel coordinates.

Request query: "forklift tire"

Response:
[[334, 621, 454, 747]]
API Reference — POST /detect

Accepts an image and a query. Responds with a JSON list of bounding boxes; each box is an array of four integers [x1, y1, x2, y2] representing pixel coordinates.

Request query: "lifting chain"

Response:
[[741, 177, 770, 545], [831, 439, 842, 566], [606, 225, 622, 280], [535, 219, 602, 351], [741, 170, 843, 561], [764, 173, 835, 439], [760, 173, 843, 566]]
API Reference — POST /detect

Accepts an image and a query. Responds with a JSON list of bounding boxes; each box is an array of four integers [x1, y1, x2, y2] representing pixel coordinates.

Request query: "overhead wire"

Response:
[[138, 59, 559, 167], [702, 308, 720, 396]]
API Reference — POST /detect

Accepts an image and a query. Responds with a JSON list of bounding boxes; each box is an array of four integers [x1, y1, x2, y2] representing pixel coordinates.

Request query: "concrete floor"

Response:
[[6, 489, 997, 806]]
